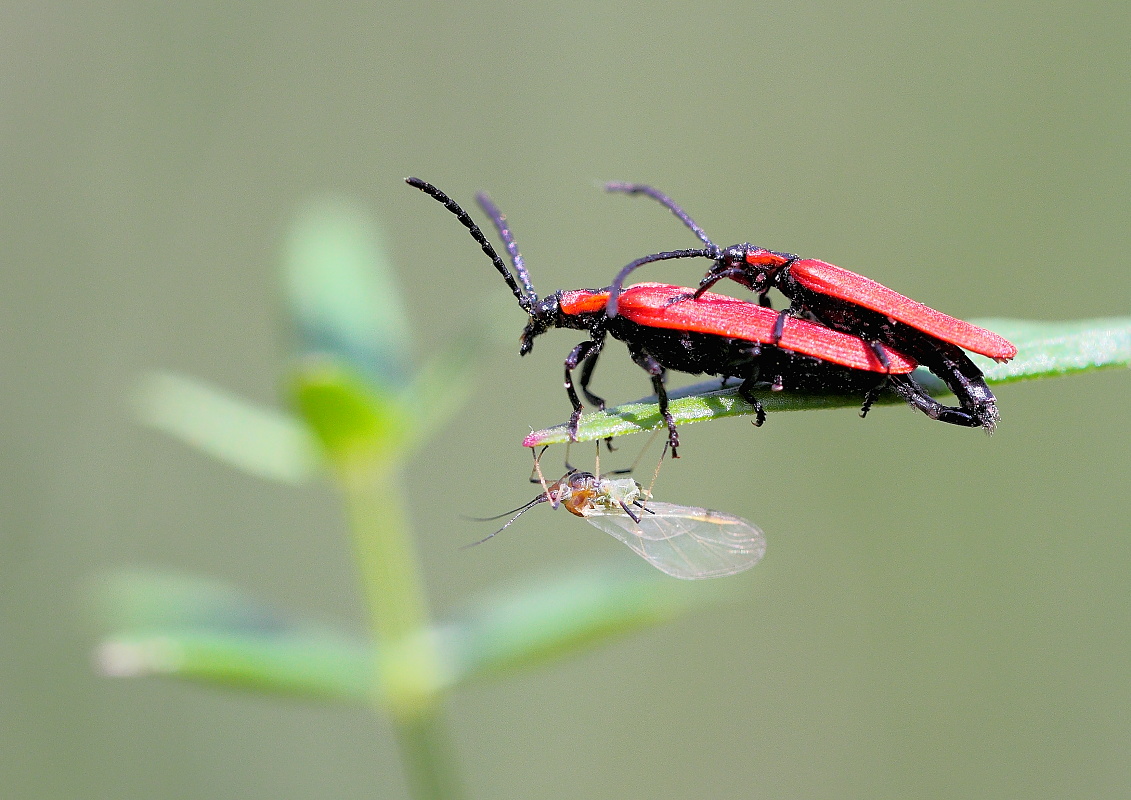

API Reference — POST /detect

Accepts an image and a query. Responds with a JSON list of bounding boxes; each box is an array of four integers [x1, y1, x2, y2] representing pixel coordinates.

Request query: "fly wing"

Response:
[[584, 501, 766, 580]]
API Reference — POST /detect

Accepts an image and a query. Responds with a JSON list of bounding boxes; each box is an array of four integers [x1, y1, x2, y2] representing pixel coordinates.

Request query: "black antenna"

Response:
[[406, 177, 536, 312], [603, 183, 722, 317], [475, 192, 537, 303], [605, 183, 717, 249], [606, 248, 715, 317]]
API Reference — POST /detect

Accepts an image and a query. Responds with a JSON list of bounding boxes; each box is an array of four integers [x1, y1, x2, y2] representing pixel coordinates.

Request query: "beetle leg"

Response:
[[888, 374, 979, 427], [916, 343, 1000, 432], [628, 346, 679, 457], [564, 338, 603, 441], [662, 290, 697, 308], [737, 375, 767, 427], [860, 345, 891, 417], [859, 380, 885, 418], [868, 341, 891, 373], [771, 309, 791, 345], [577, 347, 606, 409], [576, 339, 620, 451], [693, 266, 748, 299]]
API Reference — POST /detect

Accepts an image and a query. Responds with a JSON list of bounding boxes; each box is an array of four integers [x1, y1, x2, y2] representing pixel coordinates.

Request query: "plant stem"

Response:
[[394, 711, 466, 800], [342, 464, 464, 799], [343, 466, 429, 641]]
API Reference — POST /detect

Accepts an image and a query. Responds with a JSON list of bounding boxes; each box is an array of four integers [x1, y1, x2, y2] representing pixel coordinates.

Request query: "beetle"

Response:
[[406, 178, 974, 456], [603, 183, 1017, 431]]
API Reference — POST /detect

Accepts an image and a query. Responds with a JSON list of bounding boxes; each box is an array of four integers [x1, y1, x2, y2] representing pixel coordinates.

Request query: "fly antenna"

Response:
[[460, 495, 548, 549], [606, 248, 715, 317], [461, 497, 547, 523], [476, 191, 537, 305], [605, 183, 716, 248], [406, 178, 535, 312]]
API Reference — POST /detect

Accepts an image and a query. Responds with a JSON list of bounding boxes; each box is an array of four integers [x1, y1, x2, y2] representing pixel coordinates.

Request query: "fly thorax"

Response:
[[591, 477, 648, 513], [558, 472, 600, 517]]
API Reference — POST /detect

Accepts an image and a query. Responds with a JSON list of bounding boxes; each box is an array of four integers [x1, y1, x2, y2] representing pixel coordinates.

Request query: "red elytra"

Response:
[[562, 283, 916, 374], [742, 250, 1017, 361]]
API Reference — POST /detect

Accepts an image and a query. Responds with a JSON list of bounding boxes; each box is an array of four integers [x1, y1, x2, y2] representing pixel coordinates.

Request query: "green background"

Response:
[[3, 3, 1129, 797]]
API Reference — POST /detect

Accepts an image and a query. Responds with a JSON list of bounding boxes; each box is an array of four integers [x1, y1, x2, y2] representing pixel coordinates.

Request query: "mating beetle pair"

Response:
[[603, 183, 1016, 432], [407, 178, 1016, 455]]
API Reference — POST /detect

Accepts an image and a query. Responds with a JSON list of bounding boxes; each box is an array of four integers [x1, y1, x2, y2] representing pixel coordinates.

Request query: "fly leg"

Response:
[[527, 445, 554, 483]]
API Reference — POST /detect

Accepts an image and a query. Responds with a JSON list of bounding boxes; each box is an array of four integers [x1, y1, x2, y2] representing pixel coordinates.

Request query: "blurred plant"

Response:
[[102, 197, 735, 800], [99, 195, 1130, 799]]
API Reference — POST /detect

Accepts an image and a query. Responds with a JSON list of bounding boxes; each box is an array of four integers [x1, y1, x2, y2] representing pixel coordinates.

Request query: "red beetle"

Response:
[[408, 179, 978, 455], [604, 184, 1017, 431]]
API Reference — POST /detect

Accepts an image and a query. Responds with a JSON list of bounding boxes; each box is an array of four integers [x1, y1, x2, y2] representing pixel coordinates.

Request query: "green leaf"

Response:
[[970, 317, 1131, 382], [93, 572, 375, 701], [283, 196, 412, 390], [135, 371, 320, 483], [97, 632, 375, 702], [524, 317, 1131, 447], [94, 571, 289, 632], [292, 360, 411, 468], [440, 561, 741, 685], [93, 560, 742, 701]]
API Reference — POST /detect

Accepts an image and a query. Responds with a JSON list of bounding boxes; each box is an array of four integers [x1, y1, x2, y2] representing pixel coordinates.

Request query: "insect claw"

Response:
[[567, 410, 582, 442], [662, 292, 696, 308]]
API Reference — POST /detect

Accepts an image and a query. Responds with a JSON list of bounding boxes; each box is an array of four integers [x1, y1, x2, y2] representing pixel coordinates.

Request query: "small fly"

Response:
[[471, 447, 766, 580]]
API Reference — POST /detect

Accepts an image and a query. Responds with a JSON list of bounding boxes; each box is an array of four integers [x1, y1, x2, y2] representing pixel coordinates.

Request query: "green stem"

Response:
[[394, 712, 466, 800], [342, 466, 429, 641], [342, 464, 464, 800]]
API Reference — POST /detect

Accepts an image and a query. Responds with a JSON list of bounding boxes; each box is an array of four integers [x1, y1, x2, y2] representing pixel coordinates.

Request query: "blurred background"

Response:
[[3, 2, 1129, 798]]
